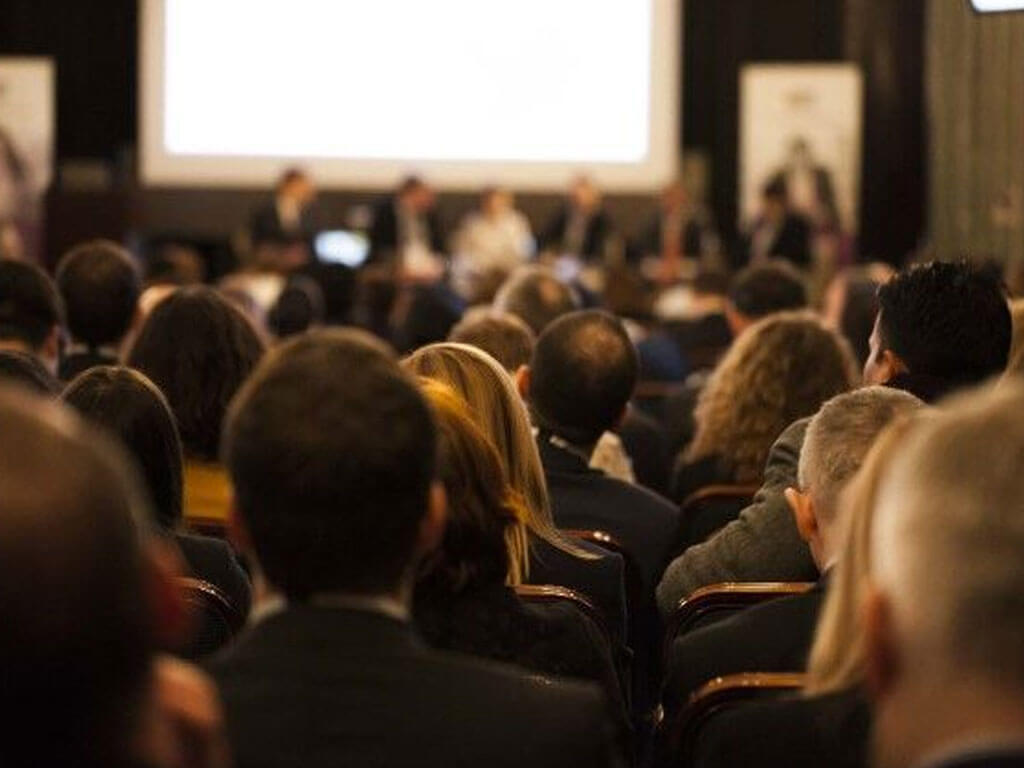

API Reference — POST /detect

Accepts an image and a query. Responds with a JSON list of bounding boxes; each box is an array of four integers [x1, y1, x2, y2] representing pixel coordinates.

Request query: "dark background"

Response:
[[0, 0, 925, 267]]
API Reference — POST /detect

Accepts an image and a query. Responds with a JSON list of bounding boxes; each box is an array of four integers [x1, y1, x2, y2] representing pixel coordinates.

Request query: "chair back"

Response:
[[678, 484, 758, 549], [667, 672, 806, 765], [563, 529, 645, 630], [185, 516, 228, 540], [662, 582, 815, 670], [514, 583, 612, 646], [177, 577, 245, 659]]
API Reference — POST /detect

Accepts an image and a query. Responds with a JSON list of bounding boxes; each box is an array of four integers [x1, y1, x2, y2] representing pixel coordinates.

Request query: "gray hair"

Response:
[[873, 380, 1024, 692], [799, 386, 923, 524]]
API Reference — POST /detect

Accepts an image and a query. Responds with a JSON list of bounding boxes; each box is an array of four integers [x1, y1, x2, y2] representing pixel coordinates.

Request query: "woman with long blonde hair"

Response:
[[403, 342, 628, 641]]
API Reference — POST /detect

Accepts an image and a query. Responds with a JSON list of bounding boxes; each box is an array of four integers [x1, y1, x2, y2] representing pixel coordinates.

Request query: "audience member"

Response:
[[0, 385, 227, 768], [739, 177, 812, 269], [866, 383, 1024, 768], [657, 260, 1011, 607], [413, 379, 626, 721], [215, 329, 625, 768], [0, 259, 63, 374], [367, 175, 445, 267], [63, 366, 251, 628], [822, 263, 895, 368], [404, 342, 629, 642], [662, 387, 921, 718], [55, 239, 141, 380], [538, 176, 614, 261], [493, 265, 580, 336], [689, 413, 919, 768], [0, 348, 59, 394], [249, 167, 318, 247], [669, 312, 857, 508], [448, 308, 536, 372], [726, 261, 808, 336], [267, 274, 325, 339], [128, 287, 266, 526], [451, 187, 534, 302]]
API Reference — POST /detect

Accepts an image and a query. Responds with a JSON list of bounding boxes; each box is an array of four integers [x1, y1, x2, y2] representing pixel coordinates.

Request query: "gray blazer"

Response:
[[656, 418, 817, 616]]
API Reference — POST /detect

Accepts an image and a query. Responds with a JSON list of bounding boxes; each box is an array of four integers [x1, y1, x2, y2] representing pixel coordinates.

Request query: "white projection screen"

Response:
[[139, 0, 680, 191]]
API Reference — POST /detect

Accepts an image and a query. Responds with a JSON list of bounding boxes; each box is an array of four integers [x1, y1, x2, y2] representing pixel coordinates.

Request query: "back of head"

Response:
[[690, 312, 858, 482], [416, 379, 526, 593], [875, 260, 1010, 387], [56, 239, 141, 348], [0, 259, 63, 353], [493, 266, 580, 335], [873, 381, 1024, 697], [268, 275, 325, 339], [799, 386, 923, 524], [128, 286, 265, 461], [224, 329, 436, 600], [0, 349, 59, 395], [728, 261, 808, 321], [448, 310, 536, 372], [0, 387, 152, 764], [63, 366, 184, 530], [530, 310, 638, 446]]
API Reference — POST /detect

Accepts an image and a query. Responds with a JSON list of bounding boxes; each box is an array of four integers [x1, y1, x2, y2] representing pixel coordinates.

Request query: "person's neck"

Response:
[[548, 431, 596, 461]]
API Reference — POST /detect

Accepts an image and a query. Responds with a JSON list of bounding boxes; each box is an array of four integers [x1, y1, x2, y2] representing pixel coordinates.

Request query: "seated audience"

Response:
[[689, 416, 918, 768], [0, 349, 59, 394], [128, 287, 266, 526], [0, 385, 227, 768], [215, 329, 625, 768], [657, 260, 1011, 608], [867, 383, 1024, 768], [670, 312, 857, 507], [403, 342, 629, 642], [451, 187, 534, 302], [62, 366, 251, 626], [0, 259, 63, 374], [662, 387, 921, 719], [537, 175, 613, 261], [55, 239, 141, 380], [412, 379, 626, 720], [822, 263, 895, 368], [493, 265, 580, 336], [448, 309, 536, 373]]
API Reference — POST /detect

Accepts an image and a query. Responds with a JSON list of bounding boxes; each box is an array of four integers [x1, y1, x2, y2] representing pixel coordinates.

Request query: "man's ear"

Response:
[[785, 487, 818, 544], [880, 349, 908, 381], [864, 585, 901, 703], [515, 365, 531, 401], [42, 324, 61, 372], [418, 482, 447, 557], [144, 537, 191, 651]]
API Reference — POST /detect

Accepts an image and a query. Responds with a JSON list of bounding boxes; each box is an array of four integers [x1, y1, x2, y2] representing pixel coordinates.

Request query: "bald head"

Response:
[[0, 387, 152, 764], [493, 266, 579, 336]]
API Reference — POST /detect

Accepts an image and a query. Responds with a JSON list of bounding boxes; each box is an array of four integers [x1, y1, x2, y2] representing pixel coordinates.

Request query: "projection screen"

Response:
[[139, 0, 680, 190]]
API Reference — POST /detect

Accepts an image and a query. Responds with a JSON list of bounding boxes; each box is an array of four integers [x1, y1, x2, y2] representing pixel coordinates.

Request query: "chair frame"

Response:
[[177, 576, 246, 636]]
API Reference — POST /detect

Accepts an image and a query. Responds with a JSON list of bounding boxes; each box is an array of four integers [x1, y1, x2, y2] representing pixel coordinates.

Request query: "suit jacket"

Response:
[[175, 532, 252, 621], [367, 197, 445, 265], [631, 212, 705, 260], [249, 200, 318, 246], [692, 688, 870, 768], [739, 213, 812, 269], [662, 574, 829, 720], [537, 206, 613, 261], [618, 407, 673, 498], [59, 349, 118, 381], [211, 605, 626, 768], [657, 418, 817, 616]]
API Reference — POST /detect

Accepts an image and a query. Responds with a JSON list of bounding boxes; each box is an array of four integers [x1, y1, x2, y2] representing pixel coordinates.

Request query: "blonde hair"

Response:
[[804, 414, 922, 695], [417, 378, 530, 586], [403, 342, 590, 558], [687, 311, 858, 484]]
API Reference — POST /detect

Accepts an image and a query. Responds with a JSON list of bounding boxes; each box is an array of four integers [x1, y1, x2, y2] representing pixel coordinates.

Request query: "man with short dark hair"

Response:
[[521, 310, 681, 715], [448, 309, 536, 372], [493, 265, 580, 336], [215, 328, 624, 768], [56, 239, 141, 380], [657, 260, 1012, 609], [726, 261, 808, 336], [0, 260, 63, 374]]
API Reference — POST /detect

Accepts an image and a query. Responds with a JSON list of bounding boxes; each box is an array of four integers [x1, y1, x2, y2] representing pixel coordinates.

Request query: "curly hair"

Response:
[[687, 311, 858, 484]]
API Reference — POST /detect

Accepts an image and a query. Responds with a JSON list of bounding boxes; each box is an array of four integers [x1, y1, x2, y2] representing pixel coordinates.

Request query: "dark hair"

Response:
[[276, 167, 308, 190], [877, 260, 1011, 385], [0, 387, 151, 764], [493, 267, 580, 336], [729, 262, 808, 320], [223, 329, 437, 600], [762, 177, 788, 201], [0, 350, 59, 395], [448, 312, 536, 372], [530, 310, 638, 445], [63, 366, 184, 530], [56, 240, 141, 348], [127, 287, 265, 461], [0, 260, 63, 351], [268, 276, 325, 338], [839, 275, 881, 367]]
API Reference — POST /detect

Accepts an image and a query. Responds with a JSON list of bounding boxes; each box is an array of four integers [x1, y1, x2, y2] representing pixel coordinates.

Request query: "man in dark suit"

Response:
[[538, 176, 614, 261], [866, 384, 1024, 768], [55, 239, 140, 381], [249, 167, 319, 247], [662, 386, 922, 721], [215, 328, 625, 768], [367, 175, 445, 266], [519, 310, 681, 718], [739, 177, 812, 269]]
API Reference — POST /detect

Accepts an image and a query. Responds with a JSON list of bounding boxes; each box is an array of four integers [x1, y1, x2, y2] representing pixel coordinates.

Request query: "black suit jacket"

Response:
[[211, 606, 625, 768], [367, 197, 445, 265], [693, 687, 869, 768], [537, 206, 613, 261], [663, 574, 828, 720], [738, 213, 812, 269], [175, 533, 252, 620], [249, 200, 318, 246], [631, 213, 704, 260]]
